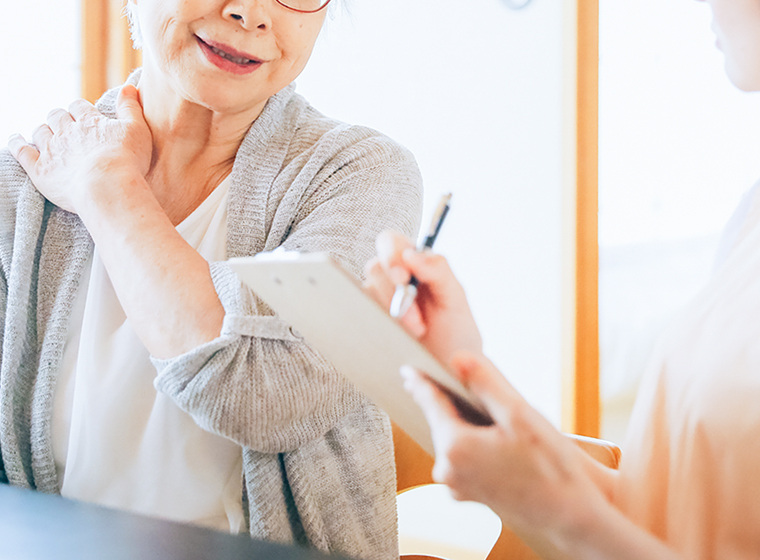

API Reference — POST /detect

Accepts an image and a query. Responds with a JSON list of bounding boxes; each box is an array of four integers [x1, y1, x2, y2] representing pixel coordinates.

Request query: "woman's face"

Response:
[[135, 0, 327, 114], [702, 0, 760, 91]]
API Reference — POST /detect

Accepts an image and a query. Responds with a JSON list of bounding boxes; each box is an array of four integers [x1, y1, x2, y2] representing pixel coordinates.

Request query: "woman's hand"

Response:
[[364, 230, 483, 367], [8, 85, 223, 360], [7, 84, 152, 214]]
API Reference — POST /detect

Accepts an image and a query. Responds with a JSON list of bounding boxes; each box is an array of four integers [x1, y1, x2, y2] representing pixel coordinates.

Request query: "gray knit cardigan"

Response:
[[0, 78, 423, 560]]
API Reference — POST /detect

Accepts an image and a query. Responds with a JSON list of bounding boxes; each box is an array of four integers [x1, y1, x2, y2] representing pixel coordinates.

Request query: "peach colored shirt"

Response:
[[614, 187, 760, 559]]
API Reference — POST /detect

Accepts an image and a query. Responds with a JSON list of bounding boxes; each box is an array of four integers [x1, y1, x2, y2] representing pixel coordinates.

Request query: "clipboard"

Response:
[[227, 251, 489, 455]]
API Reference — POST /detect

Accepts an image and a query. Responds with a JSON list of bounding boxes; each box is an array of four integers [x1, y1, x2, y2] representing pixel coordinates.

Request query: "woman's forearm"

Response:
[[77, 169, 224, 359]]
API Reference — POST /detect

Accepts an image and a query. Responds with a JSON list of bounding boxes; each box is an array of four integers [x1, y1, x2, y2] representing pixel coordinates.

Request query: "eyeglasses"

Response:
[[275, 0, 332, 13]]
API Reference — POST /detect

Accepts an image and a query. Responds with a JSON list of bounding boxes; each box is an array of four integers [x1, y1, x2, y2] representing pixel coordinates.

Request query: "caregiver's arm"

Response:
[[406, 353, 683, 560], [366, 231, 682, 558]]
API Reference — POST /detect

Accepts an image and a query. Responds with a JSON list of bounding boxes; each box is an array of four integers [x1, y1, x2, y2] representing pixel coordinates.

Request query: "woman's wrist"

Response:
[[74, 166, 154, 225]]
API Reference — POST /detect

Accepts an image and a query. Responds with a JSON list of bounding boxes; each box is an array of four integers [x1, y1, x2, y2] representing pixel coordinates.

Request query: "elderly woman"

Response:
[[366, 0, 760, 558], [1, 1, 421, 559]]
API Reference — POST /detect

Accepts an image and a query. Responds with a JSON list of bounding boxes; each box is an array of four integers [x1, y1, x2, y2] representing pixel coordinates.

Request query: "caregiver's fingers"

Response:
[[364, 258, 427, 337], [115, 84, 146, 123], [451, 351, 563, 444], [401, 366, 468, 437], [375, 230, 415, 285], [401, 367, 487, 486], [363, 257, 396, 308], [450, 351, 524, 419]]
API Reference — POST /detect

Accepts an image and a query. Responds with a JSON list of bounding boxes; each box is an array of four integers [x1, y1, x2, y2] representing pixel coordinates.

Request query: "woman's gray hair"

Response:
[[124, 0, 142, 50]]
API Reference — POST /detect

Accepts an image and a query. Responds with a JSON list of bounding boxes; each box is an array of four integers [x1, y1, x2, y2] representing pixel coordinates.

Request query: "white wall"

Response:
[[298, 0, 568, 423], [0, 0, 81, 141], [599, 0, 760, 246]]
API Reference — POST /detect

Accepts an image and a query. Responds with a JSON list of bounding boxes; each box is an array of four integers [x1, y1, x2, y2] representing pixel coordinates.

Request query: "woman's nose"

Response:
[[223, 0, 272, 31]]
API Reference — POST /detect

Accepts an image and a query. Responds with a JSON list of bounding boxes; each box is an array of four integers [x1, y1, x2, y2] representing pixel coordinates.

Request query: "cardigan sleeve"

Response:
[[152, 131, 423, 454]]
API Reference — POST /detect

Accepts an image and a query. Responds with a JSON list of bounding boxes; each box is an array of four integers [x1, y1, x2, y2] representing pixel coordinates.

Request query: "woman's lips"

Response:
[[196, 36, 263, 75]]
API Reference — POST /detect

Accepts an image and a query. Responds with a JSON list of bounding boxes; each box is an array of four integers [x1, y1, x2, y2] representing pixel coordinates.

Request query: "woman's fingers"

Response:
[[31, 124, 53, 152], [46, 108, 74, 134], [399, 304, 427, 338], [67, 98, 98, 121], [7, 134, 40, 171], [115, 84, 145, 122], [375, 230, 463, 308]]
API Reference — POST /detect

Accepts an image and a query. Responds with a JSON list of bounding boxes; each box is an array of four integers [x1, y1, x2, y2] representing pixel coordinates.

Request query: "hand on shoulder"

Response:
[[7, 84, 152, 214]]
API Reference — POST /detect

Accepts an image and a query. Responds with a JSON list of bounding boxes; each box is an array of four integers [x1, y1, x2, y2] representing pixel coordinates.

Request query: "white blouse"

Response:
[[615, 183, 760, 558], [52, 176, 244, 533]]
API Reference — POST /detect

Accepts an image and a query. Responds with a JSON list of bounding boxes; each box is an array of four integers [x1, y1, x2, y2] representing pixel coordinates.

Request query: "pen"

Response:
[[390, 192, 452, 318]]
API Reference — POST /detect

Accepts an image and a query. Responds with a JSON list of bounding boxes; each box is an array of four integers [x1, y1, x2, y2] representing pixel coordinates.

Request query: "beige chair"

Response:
[[392, 423, 621, 560]]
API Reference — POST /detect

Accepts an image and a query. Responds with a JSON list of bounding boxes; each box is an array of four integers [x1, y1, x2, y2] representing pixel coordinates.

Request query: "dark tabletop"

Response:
[[0, 484, 353, 560]]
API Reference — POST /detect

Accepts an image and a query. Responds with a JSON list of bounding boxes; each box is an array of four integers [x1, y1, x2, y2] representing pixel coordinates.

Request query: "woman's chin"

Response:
[[142, 65, 268, 118], [173, 86, 269, 118]]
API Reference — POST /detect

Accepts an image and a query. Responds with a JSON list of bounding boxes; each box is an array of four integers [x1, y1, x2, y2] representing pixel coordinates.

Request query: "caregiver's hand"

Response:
[[364, 230, 483, 368], [7, 84, 152, 214], [403, 351, 608, 540]]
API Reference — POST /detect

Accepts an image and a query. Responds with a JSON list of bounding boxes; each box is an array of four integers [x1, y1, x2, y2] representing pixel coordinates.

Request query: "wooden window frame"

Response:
[[81, 0, 141, 102], [562, 0, 599, 437]]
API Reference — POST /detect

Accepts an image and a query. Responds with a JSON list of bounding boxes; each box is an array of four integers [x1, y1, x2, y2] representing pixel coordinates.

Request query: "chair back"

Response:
[[393, 421, 436, 493]]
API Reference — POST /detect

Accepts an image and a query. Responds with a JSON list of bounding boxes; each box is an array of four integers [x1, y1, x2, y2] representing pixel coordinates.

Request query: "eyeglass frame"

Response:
[[274, 0, 332, 14]]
